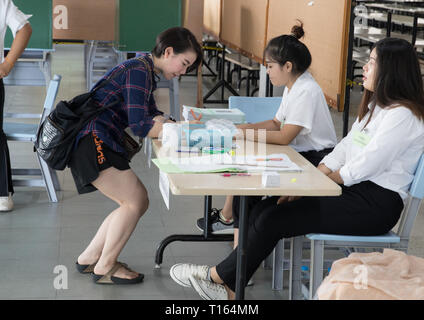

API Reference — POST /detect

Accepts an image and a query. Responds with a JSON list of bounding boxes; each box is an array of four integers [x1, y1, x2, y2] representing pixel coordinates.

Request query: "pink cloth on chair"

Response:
[[317, 249, 424, 300]]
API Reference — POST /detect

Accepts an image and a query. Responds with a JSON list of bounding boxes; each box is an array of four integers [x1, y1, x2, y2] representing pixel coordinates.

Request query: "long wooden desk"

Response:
[[365, 3, 424, 14], [354, 26, 424, 48], [151, 139, 341, 300], [356, 12, 424, 28], [217, 52, 260, 97]]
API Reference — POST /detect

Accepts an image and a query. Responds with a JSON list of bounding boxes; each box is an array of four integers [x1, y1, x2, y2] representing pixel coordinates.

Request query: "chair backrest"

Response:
[[397, 153, 424, 239], [228, 96, 281, 123], [39, 74, 61, 126]]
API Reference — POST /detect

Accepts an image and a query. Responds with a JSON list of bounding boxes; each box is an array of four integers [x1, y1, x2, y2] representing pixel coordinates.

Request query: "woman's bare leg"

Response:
[[233, 228, 239, 249], [77, 167, 149, 279], [210, 266, 235, 300], [221, 195, 233, 220]]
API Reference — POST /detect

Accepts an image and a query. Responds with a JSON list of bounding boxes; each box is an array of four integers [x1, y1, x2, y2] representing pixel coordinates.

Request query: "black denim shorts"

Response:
[[69, 132, 130, 194]]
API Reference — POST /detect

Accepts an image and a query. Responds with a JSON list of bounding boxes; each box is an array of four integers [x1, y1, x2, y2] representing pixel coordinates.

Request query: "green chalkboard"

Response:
[[4, 0, 52, 50], [115, 0, 182, 52]]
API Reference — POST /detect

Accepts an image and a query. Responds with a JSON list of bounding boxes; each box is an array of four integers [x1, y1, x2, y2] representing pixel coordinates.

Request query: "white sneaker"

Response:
[[189, 274, 228, 300], [170, 263, 209, 288], [0, 194, 13, 212]]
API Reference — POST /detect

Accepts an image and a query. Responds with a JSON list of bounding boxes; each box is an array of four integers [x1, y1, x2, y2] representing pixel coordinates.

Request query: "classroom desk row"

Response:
[[217, 52, 260, 97], [356, 11, 424, 28], [354, 26, 424, 48], [151, 139, 341, 300], [3, 49, 53, 87], [364, 2, 424, 14]]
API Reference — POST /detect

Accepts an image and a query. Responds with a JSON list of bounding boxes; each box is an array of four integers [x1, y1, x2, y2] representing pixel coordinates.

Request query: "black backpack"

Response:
[[34, 88, 119, 171]]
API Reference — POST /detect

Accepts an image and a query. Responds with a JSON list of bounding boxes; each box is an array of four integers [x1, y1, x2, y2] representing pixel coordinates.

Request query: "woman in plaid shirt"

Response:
[[72, 27, 201, 284]]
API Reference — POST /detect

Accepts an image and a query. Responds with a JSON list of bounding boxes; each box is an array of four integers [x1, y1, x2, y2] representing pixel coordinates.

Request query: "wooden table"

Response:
[[152, 139, 341, 299]]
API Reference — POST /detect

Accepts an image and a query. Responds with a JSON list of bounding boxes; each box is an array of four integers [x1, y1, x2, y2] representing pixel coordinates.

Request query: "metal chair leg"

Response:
[[310, 239, 324, 300], [36, 154, 58, 202], [289, 236, 303, 300], [272, 238, 284, 290]]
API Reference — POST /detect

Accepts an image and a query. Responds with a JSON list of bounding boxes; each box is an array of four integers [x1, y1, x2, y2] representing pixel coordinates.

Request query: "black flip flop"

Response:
[[92, 262, 144, 285], [75, 261, 96, 274], [76, 261, 129, 274]]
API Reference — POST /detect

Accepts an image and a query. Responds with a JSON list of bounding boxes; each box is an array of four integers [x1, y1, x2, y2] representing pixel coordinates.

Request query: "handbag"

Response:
[[123, 131, 143, 160], [35, 91, 118, 170], [35, 57, 150, 170]]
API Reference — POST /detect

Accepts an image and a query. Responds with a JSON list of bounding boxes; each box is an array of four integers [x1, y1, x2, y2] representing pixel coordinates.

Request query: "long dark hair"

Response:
[[152, 27, 202, 73], [358, 37, 424, 126], [264, 21, 312, 75]]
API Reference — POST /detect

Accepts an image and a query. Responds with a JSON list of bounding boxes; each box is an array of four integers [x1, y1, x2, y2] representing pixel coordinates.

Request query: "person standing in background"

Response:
[[0, 0, 32, 211]]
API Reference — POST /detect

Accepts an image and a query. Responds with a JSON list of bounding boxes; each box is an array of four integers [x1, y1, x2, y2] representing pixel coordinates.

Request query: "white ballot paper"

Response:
[[168, 153, 302, 173]]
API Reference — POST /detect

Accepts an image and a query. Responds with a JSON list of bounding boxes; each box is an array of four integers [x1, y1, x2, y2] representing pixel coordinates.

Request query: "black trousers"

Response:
[[216, 181, 404, 292], [0, 79, 13, 196]]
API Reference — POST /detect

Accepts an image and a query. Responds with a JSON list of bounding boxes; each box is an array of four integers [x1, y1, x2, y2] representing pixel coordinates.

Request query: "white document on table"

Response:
[[159, 170, 170, 210], [168, 153, 302, 172], [230, 153, 301, 169]]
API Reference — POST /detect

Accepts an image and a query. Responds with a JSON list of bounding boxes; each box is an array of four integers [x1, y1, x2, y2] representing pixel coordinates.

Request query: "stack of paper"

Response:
[[152, 153, 302, 174], [182, 105, 246, 124]]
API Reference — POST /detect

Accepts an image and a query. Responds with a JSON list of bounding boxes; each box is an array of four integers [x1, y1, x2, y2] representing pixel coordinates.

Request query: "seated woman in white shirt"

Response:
[[172, 37, 424, 300], [196, 22, 337, 239]]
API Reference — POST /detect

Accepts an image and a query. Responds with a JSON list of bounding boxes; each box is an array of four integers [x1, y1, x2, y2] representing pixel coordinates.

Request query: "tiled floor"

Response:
[[1, 44, 423, 300]]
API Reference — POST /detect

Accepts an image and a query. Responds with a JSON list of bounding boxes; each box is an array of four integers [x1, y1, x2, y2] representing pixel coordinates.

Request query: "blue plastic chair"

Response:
[[288, 153, 424, 299], [228, 96, 282, 123], [3, 75, 62, 202]]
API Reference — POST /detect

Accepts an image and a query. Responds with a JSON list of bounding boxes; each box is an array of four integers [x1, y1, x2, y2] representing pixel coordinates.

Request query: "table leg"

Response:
[[204, 195, 212, 238], [235, 195, 248, 300], [154, 195, 232, 267]]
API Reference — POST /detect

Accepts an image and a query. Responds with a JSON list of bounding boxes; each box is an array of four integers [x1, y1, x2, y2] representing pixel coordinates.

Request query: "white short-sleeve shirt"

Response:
[[321, 104, 424, 200], [0, 0, 31, 62], [274, 71, 337, 152]]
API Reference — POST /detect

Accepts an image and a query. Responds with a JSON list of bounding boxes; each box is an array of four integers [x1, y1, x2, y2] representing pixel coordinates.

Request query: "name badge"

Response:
[[280, 117, 286, 129], [353, 130, 371, 147]]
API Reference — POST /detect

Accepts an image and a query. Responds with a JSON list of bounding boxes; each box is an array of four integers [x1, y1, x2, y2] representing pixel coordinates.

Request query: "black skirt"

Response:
[[68, 132, 130, 194]]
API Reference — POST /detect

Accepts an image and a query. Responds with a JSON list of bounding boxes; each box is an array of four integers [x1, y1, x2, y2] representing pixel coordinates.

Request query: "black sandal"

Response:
[[75, 261, 96, 274], [92, 262, 144, 285]]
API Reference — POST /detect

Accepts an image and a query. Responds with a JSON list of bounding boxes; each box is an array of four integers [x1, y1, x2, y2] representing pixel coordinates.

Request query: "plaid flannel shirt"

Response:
[[75, 53, 163, 155]]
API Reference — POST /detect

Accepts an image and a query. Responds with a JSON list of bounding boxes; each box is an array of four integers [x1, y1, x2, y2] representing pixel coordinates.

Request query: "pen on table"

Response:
[[255, 158, 284, 161], [176, 147, 199, 153], [221, 173, 251, 177], [202, 147, 228, 154]]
